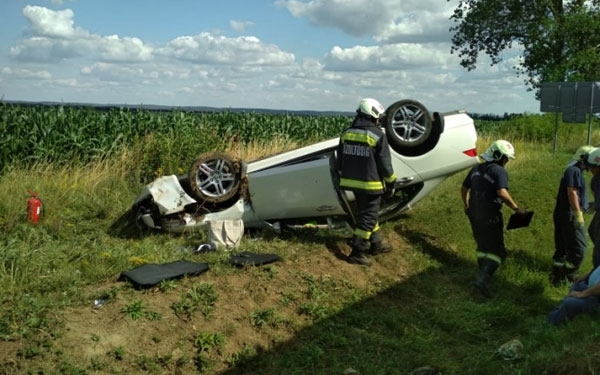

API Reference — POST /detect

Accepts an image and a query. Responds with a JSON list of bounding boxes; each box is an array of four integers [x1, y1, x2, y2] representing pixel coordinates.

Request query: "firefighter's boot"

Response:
[[370, 240, 392, 255], [347, 236, 372, 266], [474, 258, 499, 298], [549, 265, 567, 286]]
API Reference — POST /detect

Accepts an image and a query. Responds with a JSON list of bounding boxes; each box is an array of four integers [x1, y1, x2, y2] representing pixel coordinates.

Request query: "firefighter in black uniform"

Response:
[[336, 98, 397, 266], [461, 140, 525, 297]]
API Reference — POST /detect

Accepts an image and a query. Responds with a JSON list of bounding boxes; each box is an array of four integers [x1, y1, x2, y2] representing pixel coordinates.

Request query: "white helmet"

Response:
[[481, 140, 515, 162], [357, 98, 385, 119], [573, 145, 594, 161], [586, 147, 600, 166]]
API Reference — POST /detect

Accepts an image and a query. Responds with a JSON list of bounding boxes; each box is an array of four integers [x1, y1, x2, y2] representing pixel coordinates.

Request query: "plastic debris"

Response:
[[410, 366, 440, 375], [496, 339, 524, 361], [195, 244, 215, 253]]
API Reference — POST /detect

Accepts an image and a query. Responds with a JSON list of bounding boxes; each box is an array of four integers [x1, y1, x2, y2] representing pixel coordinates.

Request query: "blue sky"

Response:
[[0, 0, 541, 115]]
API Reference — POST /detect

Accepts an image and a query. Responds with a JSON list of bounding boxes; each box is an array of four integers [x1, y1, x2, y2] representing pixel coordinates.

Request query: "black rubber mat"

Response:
[[119, 260, 209, 289], [229, 252, 281, 267]]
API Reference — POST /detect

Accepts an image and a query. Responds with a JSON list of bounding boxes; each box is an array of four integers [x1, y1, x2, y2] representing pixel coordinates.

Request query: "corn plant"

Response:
[[0, 102, 352, 175]]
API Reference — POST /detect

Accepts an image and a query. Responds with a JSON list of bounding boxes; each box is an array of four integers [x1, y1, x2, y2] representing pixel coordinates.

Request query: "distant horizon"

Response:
[[3, 98, 529, 118], [2, 98, 354, 115]]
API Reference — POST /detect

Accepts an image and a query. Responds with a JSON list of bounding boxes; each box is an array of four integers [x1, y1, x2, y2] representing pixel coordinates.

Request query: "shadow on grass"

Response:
[[216, 226, 572, 375], [107, 206, 149, 239]]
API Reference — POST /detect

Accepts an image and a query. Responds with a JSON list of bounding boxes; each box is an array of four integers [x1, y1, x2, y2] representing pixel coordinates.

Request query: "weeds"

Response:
[[159, 279, 178, 292], [56, 360, 88, 375], [259, 265, 278, 281], [17, 345, 41, 359], [89, 357, 107, 371], [121, 299, 145, 320], [192, 331, 225, 374], [144, 310, 163, 321], [93, 286, 119, 302], [250, 307, 277, 329], [227, 345, 258, 368], [107, 346, 125, 361], [192, 331, 225, 353], [298, 302, 331, 321], [171, 283, 218, 320], [279, 292, 299, 306], [136, 354, 173, 373]]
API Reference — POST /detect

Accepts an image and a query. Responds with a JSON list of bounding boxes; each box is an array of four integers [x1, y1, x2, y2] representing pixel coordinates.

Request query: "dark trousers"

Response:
[[553, 211, 587, 270], [467, 210, 506, 263], [547, 279, 600, 325], [588, 212, 600, 269], [352, 193, 382, 243]]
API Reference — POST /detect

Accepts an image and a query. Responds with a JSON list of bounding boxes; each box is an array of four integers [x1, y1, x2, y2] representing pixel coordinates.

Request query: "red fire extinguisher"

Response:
[[27, 190, 43, 224]]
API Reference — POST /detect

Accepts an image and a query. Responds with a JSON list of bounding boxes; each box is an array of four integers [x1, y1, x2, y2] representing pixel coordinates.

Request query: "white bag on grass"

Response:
[[207, 219, 244, 251]]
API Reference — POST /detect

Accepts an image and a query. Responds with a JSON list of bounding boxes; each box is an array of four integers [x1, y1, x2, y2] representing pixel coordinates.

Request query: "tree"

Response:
[[448, 0, 600, 97]]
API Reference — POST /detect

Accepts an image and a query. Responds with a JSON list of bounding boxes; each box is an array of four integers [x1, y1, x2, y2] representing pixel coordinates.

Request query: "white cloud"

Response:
[[277, 0, 456, 44], [54, 78, 79, 87], [80, 62, 158, 82], [277, 0, 389, 37], [23, 5, 88, 39], [10, 37, 68, 62], [99, 35, 154, 62], [159, 33, 295, 67], [12, 7, 154, 63], [323, 43, 448, 71], [0, 67, 52, 80], [230, 20, 255, 33]]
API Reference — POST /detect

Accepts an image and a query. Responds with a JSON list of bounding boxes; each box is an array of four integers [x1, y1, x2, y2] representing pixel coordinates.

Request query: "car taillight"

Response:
[[463, 148, 478, 157]]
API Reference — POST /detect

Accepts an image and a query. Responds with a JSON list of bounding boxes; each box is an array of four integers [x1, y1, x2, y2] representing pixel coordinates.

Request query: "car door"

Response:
[[247, 150, 345, 221]]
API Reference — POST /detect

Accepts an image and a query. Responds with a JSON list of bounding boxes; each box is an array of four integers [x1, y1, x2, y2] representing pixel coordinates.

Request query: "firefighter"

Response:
[[586, 147, 600, 269], [336, 98, 397, 266], [550, 145, 594, 285], [461, 140, 525, 298]]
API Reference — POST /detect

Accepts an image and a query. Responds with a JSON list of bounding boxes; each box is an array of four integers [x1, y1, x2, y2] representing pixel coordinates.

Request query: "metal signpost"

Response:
[[540, 82, 600, 152]]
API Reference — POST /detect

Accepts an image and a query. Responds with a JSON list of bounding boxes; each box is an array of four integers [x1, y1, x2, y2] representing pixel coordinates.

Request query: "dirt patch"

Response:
[[7, 232, 413, 374]]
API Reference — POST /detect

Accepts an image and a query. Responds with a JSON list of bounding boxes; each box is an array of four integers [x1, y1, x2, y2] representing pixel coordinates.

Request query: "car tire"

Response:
[[384, 99, 438, 156], [188, 151, 243, 204]]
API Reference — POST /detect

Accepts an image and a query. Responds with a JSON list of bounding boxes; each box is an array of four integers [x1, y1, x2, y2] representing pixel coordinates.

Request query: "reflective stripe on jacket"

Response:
[[336, 117, 396, 194]]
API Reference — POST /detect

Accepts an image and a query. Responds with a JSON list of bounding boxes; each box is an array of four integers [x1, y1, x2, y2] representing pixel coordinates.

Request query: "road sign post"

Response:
[[540, 82, 600, 151]]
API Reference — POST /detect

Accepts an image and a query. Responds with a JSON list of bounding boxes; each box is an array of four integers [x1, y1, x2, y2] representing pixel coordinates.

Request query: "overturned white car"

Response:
[[132, 99, 478, 233]]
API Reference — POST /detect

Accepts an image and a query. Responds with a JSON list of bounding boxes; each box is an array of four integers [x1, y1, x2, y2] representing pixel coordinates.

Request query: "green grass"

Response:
[[2, 114, 600, 374]]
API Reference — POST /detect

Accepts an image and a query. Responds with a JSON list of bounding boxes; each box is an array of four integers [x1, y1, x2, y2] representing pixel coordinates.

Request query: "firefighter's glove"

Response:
[[573, 210, 585, 229], [384, 183, 395, 200]]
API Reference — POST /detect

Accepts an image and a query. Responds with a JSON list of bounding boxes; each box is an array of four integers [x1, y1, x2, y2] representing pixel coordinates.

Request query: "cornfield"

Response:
[[0, 103, 352, 173], [5, 102, 594, 178]]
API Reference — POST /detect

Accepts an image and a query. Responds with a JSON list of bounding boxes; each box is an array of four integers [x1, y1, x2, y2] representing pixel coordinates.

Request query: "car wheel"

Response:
[[188, 151, 242, 204], [384, 99, 434, 155]]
